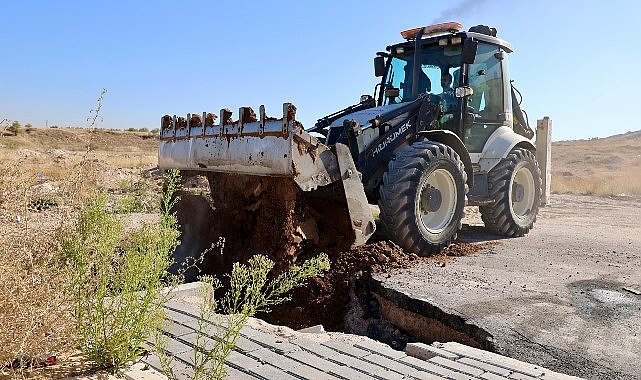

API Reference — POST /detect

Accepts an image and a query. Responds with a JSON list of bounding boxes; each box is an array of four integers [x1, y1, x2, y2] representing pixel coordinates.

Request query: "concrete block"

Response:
[[241, 327, 300, 354], [509, 372, 539, 380], [290, 337, 340, 359], [123, 361, 168, 380], [458, 357, 512, 377], [406, 342, 459, 361], [234, 335, 263, 354], [143, 353, 195, 379], [165, 300, 201, 318], [429, 356, 485, 377], [164, 307, 200, 330], [354, 339, 406, 360], [398, 355, 459, 378], [286, 362, 342, 380], [297, 324, 325, 333], [250, 364, 299, 380], [362, 353, 419, 376], [162, 318, 197, 337], [287, 349, 344, 373], [480, 373, 511, 380], [247, 347, 302, 371], [223, 365, 260, 379], [321, 340, 370, 358], [329, 364, 379, 380], [226, 350, 263, 372], [328, 352, 404, 380], [435, 342, 545, 378]]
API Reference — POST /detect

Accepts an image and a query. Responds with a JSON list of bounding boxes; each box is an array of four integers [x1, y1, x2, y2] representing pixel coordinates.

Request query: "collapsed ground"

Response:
[[174, 173, 494, 347]]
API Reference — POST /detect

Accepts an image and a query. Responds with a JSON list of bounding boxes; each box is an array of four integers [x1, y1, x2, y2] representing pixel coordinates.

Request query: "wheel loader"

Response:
[[158, 22, 541, 258]]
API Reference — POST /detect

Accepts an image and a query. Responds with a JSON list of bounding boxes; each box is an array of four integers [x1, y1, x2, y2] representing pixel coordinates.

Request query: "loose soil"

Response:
[[174, 173, 494, 332]]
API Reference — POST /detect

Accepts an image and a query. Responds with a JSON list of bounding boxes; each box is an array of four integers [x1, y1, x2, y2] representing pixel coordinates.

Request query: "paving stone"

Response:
[[457, 357, 512, 377], [287, 349, 344, 373], [297, 324, 325, 334], [226, 350, 263, 372], [406, 342, 459, 361], [234, 335, 263, 354], [328, 352, 404, 380], [289, 337, 342, 358], [223, 365, 260, 379], [250, 363, 299, 380], [247, 347, 303, 370], [354, 339, 407, 360], [163, 334, 195, 359], [328, 364, 379, 380], [164, 306, 200, 330], [362, 352, 422, 377], [509, 372, 539, 380], [163, 318, 197, 337], [143, 352, 195, 379], [165, 300, 201, 318], [480, 372, 512, 380], [321, 340, 370, 358], [429, 356, 485, 378], [241, 327, 300, 354], [435, 342, 545, 378], [408, 371, 450, 380], [398, 355, 461, 378], [285, 362, 342, 380], [122, 361, 167, 380]]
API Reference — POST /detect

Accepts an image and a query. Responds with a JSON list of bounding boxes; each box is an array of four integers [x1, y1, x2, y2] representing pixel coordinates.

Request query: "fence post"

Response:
[[535, 117, 552, 206]]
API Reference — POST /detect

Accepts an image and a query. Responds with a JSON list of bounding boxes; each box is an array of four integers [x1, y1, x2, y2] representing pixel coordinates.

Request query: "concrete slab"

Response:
[[124, 278, 584, 380], [372, 195, 641, 379]]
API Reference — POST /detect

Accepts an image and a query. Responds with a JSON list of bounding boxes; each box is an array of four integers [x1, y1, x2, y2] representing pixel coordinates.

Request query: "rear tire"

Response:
[[480, 148, 541, 237], [378, 142, 467, 255]]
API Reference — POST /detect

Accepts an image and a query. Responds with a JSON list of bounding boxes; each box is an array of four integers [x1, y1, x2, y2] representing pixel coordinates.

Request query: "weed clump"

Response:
[[59, 169, 181, 370]]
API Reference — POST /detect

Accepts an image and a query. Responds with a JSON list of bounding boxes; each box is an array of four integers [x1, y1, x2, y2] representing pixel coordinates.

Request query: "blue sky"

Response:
[[2, 0, 639, 141]]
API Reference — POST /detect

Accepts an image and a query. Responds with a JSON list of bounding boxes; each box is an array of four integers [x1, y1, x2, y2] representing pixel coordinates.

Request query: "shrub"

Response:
[[60, 169, 181, 370], [159, 253, 330, 380], [8, 121, 20, 135]]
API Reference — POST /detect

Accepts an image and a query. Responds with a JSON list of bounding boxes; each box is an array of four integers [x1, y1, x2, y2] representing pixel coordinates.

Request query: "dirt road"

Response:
[[374, 194, 641, 379]]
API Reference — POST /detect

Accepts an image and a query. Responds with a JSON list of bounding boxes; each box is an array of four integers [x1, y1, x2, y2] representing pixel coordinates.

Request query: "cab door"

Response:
[[463, 43, 510, 152]]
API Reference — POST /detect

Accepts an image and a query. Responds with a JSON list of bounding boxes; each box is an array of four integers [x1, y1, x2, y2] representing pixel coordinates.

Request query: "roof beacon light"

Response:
[[401, 22, 462, 40]]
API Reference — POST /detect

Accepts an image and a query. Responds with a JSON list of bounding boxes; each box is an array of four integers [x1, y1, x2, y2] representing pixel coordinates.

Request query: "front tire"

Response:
[[379, 142, 467, 255], [480, 148, 541, 237]]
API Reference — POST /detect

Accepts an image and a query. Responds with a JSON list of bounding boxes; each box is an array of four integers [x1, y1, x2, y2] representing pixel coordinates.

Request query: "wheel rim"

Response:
[[511, 166, 536, 219], [418, 168, 457, 233]]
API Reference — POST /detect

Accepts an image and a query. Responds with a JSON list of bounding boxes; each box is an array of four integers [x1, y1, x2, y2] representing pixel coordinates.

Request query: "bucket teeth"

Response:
[[239, 107, 257, 123], [177, 116, 187, 129], [189, 113, 202, 128], [161, 115, 173, 129]]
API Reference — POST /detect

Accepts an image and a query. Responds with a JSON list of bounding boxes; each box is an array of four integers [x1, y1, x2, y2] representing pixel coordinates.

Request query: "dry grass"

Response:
[[551, 131, 641, 198], [0, 127, 161, 377], [0, 162, 76, 375]]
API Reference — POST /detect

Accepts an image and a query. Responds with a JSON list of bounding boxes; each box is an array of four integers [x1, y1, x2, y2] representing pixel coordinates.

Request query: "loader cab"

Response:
[[376, 23, 514, 153]]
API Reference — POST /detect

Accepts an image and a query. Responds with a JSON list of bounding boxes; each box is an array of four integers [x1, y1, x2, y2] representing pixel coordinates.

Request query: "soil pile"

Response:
[[174, 174, 490, 331]]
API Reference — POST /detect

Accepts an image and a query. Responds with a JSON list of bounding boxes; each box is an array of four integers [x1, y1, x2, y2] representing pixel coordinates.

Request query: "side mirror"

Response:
[[462, 39, 478, 64], [374, 56, 386, 77]]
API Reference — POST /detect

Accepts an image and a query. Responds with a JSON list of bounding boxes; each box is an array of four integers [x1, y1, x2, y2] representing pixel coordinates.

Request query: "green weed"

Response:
[[60, 169, 181, 371]]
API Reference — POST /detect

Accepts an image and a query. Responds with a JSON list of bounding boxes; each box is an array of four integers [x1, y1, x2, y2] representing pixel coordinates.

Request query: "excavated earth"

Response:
[[172, 174, 491, 336]]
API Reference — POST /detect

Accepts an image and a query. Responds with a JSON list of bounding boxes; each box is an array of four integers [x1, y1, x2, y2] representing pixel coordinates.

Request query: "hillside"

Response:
[[552, 131, 641, 197], [0, 127, 158, 152], [1, 127, 640, 198]]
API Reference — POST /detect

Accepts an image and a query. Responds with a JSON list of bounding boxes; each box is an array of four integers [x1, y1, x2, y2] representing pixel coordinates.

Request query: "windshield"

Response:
[[383, 44, 462, 110]]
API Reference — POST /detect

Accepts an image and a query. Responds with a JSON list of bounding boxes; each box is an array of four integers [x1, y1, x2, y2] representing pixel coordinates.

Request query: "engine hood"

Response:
[[328, 103, 409, 128]]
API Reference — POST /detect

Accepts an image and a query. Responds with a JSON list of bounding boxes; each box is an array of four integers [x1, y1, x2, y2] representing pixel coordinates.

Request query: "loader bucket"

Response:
[[159, 103, 375, 249]]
